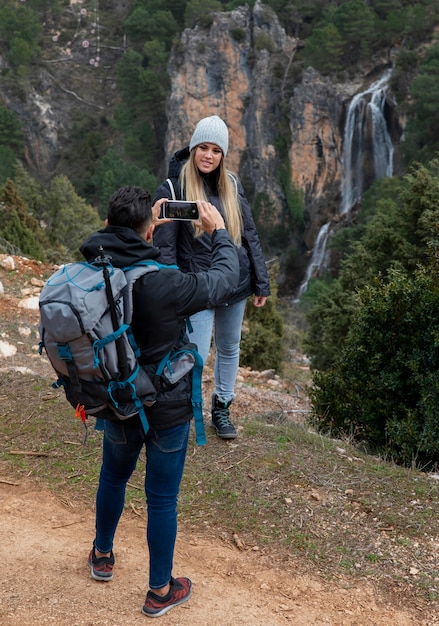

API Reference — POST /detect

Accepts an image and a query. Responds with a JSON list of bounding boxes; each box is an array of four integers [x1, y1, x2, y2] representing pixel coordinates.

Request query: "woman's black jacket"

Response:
[[153, 147, 270, 306]]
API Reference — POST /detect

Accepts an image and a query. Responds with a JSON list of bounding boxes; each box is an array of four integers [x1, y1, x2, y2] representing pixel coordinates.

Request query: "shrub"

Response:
[[310, 263, 439, 468], [240, 261, 284, 372]]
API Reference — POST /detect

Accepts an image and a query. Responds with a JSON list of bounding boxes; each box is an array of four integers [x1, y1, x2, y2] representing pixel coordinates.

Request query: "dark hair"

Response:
[[107, 186, 152, 233]]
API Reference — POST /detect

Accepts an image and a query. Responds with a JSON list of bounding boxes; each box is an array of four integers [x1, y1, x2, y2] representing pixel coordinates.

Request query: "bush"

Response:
[[310, 263, 439, 468], [0, 179, 47, 261], [240, 261, 284, 372]]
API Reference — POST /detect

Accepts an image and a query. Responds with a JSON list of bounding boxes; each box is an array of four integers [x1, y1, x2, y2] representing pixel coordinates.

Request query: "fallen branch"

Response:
[[20, 412, 35, 424], [9, 450, 50, 457], [130, 502, 143, 517], [224, 455, 251, 471], [0, 478, 19, 485], [127, 481, 142, 491], [52, 519, 84, 529], [233, 533, 245, 550]]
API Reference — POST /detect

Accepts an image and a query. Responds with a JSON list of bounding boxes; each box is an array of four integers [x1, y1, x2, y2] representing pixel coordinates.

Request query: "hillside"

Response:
[[0, 254, 439, 625]]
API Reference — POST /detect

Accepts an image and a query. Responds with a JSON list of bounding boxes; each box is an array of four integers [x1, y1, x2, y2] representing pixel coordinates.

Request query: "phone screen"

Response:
[[163, 201, 199, 220]]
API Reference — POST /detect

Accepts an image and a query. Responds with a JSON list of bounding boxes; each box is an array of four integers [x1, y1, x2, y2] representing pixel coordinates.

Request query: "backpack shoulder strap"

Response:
[[190, 347, 206, 446], [122, 261, 163, 324], [227, 172, 239, 197]]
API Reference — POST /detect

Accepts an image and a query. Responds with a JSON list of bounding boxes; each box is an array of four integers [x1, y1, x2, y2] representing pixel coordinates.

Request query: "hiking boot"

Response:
[[142, 577, 192, 617], [88, 545, 115, 581], [211, 394, 237, 439]]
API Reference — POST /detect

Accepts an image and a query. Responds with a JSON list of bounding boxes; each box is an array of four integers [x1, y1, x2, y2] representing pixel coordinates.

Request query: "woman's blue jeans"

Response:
[[188, 298, 247, 404], [94, 419, 190, 590]]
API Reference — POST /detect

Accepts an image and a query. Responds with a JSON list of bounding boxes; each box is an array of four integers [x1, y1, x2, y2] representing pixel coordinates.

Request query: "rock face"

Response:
[[165, 2, 295, 221], [164, 1, 403, 292]]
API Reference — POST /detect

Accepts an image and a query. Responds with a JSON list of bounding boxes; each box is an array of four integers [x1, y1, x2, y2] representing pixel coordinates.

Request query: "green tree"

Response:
[[0, 148, 17, 184], [12, 162, 47, 221], [43, 176, 103, 262], [240, 262, 285, 372], [0, 179, 46, 260], [8, 38, 33, 68], [301, 24, 344, 73], [116, 49, 143, 101], [126, 7, 178, 46], [0, 103, 24, 153], [0, 6, 41, 46], [184, 0, 222, 28], [310, 263, 439, 467], [332, 0, 376, 61], [92, 150, 157, 213], [13, 166, 103, 262], [305, 159, 439, 372], [124, 7, 151, 41], [404, 38, 439, 163]]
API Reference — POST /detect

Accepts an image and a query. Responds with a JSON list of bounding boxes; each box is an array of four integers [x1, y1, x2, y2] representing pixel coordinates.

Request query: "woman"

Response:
[[153, 115, 270, 439]]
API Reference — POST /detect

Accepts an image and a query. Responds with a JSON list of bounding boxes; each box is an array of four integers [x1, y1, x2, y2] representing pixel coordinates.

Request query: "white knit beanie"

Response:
[[189, 115, 229, 156]]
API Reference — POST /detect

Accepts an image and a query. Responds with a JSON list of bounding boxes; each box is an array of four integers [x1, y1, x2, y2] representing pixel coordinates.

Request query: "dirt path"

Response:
[[0, 481, 430, 626]]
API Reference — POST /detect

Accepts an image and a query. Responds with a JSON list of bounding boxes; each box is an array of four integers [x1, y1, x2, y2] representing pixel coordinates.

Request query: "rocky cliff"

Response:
[[164, 1, 403, 291]]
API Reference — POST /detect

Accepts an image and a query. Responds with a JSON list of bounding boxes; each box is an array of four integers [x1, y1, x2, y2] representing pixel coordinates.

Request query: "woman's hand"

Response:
[[253, 295, 267, 308]]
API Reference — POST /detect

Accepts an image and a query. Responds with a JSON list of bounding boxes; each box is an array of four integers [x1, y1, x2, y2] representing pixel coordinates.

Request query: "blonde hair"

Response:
[[180, 151, 242, 245]]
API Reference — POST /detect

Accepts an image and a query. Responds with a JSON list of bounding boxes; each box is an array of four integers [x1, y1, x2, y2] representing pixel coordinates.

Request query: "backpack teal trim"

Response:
[[155, 345, 206, 446], [93, 323, 131, 368], [108, 364, 149, 435], [190, 348, 206, 446]]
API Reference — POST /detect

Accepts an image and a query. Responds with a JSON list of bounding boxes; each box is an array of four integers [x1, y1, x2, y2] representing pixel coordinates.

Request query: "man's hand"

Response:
[[195, 201, 226, 234], [152, 198, 173, 225]]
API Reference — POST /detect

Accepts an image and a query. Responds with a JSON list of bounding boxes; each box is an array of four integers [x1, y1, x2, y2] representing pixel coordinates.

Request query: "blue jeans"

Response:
[[94, 419, 190, 590], [189, 298, 247, 404]]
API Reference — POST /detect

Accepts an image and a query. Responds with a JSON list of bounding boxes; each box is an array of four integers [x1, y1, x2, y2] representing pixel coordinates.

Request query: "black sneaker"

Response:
[[142, 577, 192, 617], [211, 394, 237, 439], [88, 545, 115, 581]]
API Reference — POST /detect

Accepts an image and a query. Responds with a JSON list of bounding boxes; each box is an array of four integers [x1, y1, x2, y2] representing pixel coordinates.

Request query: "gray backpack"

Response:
[[39, 252, 207, 445], [39, 254, 160, 436]]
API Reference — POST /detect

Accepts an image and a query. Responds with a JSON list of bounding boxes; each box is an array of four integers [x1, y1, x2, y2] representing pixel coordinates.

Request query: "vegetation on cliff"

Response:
[[306, 157, 439, 467]]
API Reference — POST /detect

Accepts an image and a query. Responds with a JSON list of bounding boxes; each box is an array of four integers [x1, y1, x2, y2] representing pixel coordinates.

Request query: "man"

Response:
[[79, 185, 239, 618]]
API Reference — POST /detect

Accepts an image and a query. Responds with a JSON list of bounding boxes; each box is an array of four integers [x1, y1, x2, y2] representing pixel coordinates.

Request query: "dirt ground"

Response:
[[0, 481, 429, 626], [0, 255, 437, 625]]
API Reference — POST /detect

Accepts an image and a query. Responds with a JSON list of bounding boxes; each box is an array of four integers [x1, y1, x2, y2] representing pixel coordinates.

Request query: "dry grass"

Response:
[[1, 369, 439, 613]]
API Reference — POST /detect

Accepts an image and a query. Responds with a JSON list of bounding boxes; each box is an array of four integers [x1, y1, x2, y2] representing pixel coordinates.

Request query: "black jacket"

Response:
[[153, 147, 270, 305], [80, 224, 239, 429]]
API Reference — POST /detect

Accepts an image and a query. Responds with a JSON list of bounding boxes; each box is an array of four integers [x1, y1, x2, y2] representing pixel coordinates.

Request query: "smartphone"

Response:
[[162, 200, 199, 220]]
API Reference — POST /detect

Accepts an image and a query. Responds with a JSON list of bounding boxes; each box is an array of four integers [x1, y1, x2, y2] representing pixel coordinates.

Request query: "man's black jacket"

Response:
[[80, 224, 239, 429]]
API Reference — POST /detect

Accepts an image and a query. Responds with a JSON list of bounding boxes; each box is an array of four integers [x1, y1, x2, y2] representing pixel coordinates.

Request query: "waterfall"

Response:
[[294, 223, 330, 302], [296, 70, 393, 299], [341, 69, 393, 215]]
